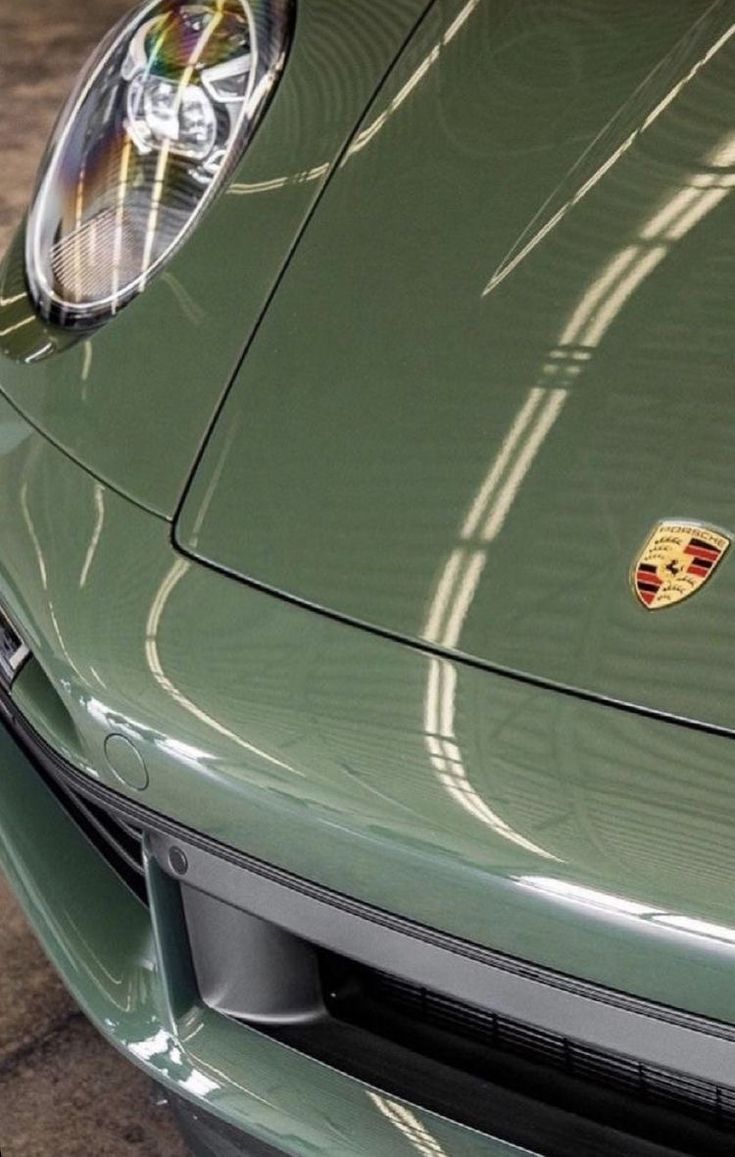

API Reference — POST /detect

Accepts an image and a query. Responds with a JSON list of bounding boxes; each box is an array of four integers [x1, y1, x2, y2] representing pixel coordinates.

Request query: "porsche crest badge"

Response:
[[632, 522, 730, 610]]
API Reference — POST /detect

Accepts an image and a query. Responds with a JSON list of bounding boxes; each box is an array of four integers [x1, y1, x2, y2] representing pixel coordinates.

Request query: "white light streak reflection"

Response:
[[419, 370, 568, 858], [520, 876, 735, 951], [345, 0, 482, 159], [517, 876, 654, 918], [484, 22, 735, 295], [79, 481, 105, 588], [368, 1093, 450, 1157], [426, 384, 569, 652], [111, 137, 133, 311], [554, 131, 735, 361], [140, 4, 226, 287], [48, 600, 82, 679], [88, 666, 108, 689], [20, 480, 48, 590], [478, 388, 567, 545], [0, 290, 27, 307], [145, 558, 300, 775], [73, 163, 86, 304], [461, 387, 545, 539], [0, 316, 34, 339], [228, 162, 330, 194], [25, 342, 54, 363], [653, 914, 735, 946], [180, 1070, 220, 1097], [81, 339, 93, 383], [420, 368, 568, 857], [423, 655, 561, 862], [129, 1028, 171, 1061], [558, 245, 640, 349], [580, 245, 666, 350]]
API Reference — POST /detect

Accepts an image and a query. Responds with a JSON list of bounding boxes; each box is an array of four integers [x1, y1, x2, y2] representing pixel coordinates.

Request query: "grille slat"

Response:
[[323, 955, 735, 1135], [116, 815, 147, 843], [55, 780, 145, 878]]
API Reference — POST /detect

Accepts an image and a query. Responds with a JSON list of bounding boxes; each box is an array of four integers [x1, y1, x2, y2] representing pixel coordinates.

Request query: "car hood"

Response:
[[177, 1, 735, 730]]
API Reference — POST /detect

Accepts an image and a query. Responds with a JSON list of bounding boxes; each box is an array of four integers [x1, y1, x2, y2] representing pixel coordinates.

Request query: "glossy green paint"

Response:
[[2, 391, 735, 1024], [5, 2, 735, 1136], [179, 0, 735, 730], [0, 0, 431, 516], [0, 724, 528, 1156]]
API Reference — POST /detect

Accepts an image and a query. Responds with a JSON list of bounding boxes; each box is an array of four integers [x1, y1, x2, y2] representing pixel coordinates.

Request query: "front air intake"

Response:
[[319, 951, 735, 1135]]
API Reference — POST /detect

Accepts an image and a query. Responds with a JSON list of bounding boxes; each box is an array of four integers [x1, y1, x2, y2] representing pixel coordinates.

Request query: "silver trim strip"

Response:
[[150, 829, 735, 1091]]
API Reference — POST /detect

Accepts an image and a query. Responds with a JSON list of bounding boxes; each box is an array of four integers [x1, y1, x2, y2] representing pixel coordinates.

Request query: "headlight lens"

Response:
[[26, 0, 291, 329]]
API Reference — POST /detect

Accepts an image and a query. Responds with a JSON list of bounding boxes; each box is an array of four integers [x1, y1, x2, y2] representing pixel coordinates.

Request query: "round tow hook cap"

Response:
[[168, 847, 188, 877], [104, 733, 149, 791]]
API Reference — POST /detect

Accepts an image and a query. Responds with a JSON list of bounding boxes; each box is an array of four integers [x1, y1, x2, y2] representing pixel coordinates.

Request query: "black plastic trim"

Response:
[[170, 1092, 286, 1156], [1, 694, 147, 903]]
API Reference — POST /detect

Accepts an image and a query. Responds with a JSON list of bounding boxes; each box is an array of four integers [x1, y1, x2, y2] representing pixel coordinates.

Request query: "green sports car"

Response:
[[3, 1, 735, 1153]]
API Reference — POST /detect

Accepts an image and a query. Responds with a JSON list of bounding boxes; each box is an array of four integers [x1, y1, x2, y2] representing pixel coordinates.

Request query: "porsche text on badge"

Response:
[[632, 522, 730, 610]]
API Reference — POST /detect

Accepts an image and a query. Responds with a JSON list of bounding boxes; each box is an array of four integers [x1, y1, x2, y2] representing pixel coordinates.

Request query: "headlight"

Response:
[[26, 0, 292, 330]]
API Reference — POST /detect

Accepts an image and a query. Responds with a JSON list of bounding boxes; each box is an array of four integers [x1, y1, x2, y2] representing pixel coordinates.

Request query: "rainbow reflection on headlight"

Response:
[[26, 0, 291, 329]]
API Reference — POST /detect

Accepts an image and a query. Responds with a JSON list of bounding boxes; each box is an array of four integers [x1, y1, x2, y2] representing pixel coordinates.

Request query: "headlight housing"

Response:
[[26, 0, 292, 330]]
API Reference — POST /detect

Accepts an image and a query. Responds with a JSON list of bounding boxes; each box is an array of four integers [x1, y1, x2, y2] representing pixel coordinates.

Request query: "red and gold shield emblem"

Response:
[[632, 522, 730, 610]]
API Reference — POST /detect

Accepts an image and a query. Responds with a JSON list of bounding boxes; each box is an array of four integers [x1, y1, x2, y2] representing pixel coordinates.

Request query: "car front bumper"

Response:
[[8, 695, 735, 1157], [0, 716, 538, 1157]]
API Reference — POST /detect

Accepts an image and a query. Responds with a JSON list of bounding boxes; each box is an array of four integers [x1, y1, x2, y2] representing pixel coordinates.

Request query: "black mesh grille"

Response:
[[322, 954, 735, 1135]]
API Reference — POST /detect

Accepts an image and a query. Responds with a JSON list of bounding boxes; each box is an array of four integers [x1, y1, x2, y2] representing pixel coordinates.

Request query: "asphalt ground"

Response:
[[0, 3, 189, 1153]]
